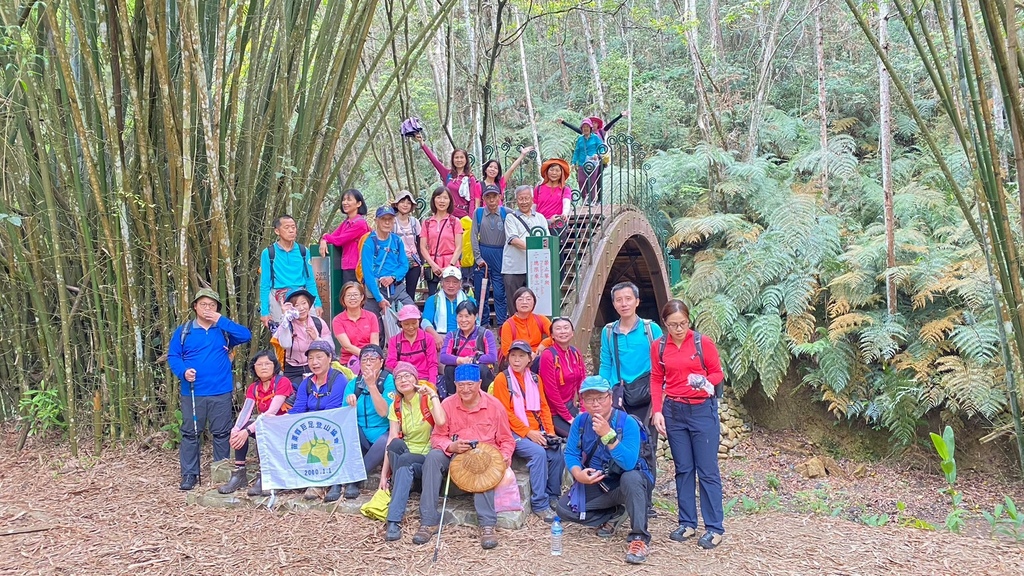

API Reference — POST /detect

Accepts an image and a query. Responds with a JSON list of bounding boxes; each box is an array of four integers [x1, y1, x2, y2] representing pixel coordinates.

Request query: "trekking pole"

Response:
[[189, 381, 201, 485], [433, 435, 457, 563]]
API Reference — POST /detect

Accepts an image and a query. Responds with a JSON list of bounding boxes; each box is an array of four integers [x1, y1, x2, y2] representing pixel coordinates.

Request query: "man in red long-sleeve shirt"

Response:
[[414, 363, 514, 550]]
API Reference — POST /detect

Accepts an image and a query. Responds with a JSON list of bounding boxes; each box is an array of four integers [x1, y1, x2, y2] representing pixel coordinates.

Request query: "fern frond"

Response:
[[786, 312, 817, 345], [830, 117, 858, 133], [828, 312, 873, 341], [948, 320, 1000, 363], [858, 314, 908, 362], [919, 316, 957, 344]]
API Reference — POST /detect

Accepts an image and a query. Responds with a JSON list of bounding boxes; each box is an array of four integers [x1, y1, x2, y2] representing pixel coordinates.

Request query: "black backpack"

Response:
[[656, 331, 722, 398], [267, 243, 309, 288]]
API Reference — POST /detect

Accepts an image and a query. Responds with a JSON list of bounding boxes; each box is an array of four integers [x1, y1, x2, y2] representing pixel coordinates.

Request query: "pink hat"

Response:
[[397, 304, 422, 322], [393, 361, 418, 378]]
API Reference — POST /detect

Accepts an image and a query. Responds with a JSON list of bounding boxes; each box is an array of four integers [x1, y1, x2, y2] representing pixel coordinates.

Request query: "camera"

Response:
[[468, 440, 479, 449], [543, 434, 565, 449], [282, 308, 300, 323]]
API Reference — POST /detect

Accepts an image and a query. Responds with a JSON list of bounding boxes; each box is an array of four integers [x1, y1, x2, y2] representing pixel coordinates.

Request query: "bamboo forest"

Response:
[[2, 0, 1024, 573]]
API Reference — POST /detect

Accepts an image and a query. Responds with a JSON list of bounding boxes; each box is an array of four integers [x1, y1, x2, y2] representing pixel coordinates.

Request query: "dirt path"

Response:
[[2, 433, 1022, 576]]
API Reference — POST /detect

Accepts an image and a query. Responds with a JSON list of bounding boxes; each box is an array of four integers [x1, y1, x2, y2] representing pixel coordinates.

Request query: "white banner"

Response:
[[255, 406, 367, 490]]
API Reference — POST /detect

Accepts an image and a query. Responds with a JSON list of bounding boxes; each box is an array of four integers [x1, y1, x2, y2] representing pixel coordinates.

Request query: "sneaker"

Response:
[[412, 525, 436, 545], [669, 526, 697, 542], [595, 506, 626, 537], [646, 505, 659, 518], [480, 526, 498, 550], [179, 474, 199, 491], [534, 507, 557, 523], [698, 531, 723, 549], [385, 521, 402, 542], [624, 539, 649, 564]]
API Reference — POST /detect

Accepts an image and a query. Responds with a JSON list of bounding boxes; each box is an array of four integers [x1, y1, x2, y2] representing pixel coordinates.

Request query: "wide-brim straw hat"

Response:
[[540, 158, 570, 187], [450, 442, 506, 493]]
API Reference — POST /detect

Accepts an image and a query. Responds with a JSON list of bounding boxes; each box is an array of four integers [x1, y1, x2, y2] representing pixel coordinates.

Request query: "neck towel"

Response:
[[506, 368, 541, 427]]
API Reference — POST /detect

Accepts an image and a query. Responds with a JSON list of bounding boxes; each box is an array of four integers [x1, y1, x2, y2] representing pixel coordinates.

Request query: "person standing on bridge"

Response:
[[502, 185, 549, 314], [480, 147, 534, 194], [599, 281, 663, 513], [420, 187, 464, 297], [414, 132, 480, 218], [534, 158, 572, 231], [471, 184, 510, 327], [571, 119, 605, 205]]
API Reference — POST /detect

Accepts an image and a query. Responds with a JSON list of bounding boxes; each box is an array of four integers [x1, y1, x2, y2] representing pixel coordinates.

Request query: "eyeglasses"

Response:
[[395, 373, 417, 382], [666, 321, 690, 330], [196, 302, 218, 310], [581, 394, 611, 405]]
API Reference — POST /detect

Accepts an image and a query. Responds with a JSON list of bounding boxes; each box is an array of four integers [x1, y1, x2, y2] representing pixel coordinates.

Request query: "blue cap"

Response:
[[454, 363, 481, 382], [375, 205, 397, 218], [579, 375, 612, 394]]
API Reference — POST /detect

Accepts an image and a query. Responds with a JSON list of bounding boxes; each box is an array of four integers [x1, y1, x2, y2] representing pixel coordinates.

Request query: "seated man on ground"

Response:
[[491, 340, 564, 522], [557, 376, 655, 565], [218, 350, 293, 495], [381, 362, 447, 541], [288, 340, 350, 503], [414, 364, 515, 550], [422, 266, 476, 350], [344, 345, 396, 500]]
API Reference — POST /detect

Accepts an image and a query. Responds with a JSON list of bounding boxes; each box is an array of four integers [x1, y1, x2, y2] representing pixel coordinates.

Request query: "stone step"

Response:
[[196, 458, 537, 530]]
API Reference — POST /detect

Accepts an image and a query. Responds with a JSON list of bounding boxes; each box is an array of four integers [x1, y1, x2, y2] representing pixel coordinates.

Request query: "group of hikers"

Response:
[[166, 117, 729, 564]]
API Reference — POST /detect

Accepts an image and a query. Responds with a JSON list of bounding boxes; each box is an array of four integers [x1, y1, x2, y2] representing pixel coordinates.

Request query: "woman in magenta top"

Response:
[[332, 282, 380, 366], [320, 189, 371, 284], [414, 133, 480, 217], [480, 146, 535, 195], [534, 158, 572, 228], [537, 317, 586, 437], [386, 305, 438, 384], [419, 187, 464, 296]]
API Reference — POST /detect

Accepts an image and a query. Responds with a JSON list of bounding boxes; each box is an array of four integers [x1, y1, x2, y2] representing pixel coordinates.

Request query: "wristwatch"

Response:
[[600, 430, 618, 445]]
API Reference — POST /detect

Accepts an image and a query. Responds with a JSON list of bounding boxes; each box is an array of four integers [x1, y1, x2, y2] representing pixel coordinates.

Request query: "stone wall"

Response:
[[656, 392, 751, 461]]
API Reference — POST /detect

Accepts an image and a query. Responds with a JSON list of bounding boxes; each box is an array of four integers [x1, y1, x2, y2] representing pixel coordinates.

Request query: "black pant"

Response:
[[283, 363, 309, 384], [503, 273, 527, 314], [557, 469, 651, 543], [342, 269, 358, 285], [180, 392, 233, 476], [405, 265, 422, 301]]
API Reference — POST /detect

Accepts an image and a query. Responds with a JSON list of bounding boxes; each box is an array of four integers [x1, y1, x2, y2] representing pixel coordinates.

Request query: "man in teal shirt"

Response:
[[259, 215, 322, 331], [598, 281, 663, 510]]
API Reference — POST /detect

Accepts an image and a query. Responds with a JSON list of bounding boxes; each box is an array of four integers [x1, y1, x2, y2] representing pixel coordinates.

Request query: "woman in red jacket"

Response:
[[650, 299, 726, 550], [320, 189, 371, 284]]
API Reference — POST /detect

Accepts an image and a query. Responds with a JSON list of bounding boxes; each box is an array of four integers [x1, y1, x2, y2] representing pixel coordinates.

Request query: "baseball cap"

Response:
[[441, 266, 462, 281], [375, 205, 397, 218]]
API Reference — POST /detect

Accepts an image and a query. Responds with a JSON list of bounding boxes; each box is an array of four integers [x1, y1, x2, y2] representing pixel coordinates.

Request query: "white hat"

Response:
[[441, 266, 462, 280]]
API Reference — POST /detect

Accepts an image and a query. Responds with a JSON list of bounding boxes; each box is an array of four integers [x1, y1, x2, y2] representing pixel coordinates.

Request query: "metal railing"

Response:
[[413, 133, 663, 316]]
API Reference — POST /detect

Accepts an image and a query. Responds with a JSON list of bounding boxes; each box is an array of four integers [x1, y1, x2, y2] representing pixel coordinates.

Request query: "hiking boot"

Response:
[[179, 474, 198, 491], [534, 507, 557, 523], [412, 525, 436, 545], [480, 526, 498, 550], [624, 539, 649, 564], [669, 525, 697, 542], [303, 487, 321, 500], [646, 505, 659, 518], [343, 483, 361, 500], [324, 484, 342, 503], [385, 521, 402, 542], [247, 474, 266, 497], [218, 466, 248, 494], [698, 531, 723, 549]]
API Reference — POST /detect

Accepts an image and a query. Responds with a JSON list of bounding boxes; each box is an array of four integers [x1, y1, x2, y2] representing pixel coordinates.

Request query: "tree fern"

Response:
[[858, 313, 908, 362], [948, 319, 1000, 363]]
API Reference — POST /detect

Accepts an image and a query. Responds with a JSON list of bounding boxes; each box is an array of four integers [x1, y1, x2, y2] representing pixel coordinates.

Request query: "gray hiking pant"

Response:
[[556, 469, 651, 544], [419, 448, 497, 527], [179, 392, 233, 476]]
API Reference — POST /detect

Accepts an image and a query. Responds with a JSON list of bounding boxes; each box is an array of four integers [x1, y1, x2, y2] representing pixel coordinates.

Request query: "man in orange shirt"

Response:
[[414, 364, 515, 550], [491, 340, 563, 522]]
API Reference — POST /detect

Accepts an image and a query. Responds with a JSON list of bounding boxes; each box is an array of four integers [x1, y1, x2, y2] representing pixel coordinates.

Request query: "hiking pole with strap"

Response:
[[189, 381, 201, 485], [433, 435, 457, 562]]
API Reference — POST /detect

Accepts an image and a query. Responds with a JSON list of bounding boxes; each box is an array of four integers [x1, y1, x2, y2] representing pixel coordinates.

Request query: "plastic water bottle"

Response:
[[550, 516, 563, 556]]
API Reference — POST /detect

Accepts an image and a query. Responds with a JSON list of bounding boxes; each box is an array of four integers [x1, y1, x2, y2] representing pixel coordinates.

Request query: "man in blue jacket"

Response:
[[361, 206, 414, 312], [167, 289, 252, 491], [557, 376, 653, 565]]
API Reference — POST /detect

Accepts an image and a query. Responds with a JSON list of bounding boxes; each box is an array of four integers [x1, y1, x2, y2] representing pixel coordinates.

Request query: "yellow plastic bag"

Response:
[[360, 488, 391, 521]]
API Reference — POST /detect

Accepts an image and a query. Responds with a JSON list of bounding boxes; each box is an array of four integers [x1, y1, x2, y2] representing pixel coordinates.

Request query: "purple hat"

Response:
[[393, 361, 418, 378], [306, 340, 335, 359]]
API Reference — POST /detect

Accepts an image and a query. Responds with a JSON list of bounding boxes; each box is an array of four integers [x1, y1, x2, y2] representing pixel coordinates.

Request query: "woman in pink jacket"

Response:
[[414, 133, 480, 217], [320, 189, 371, 284], [537, 317, 586, 437]]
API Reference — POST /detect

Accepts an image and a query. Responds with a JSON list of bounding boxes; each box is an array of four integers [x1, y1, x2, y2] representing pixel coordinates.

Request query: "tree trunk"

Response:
[[597, 0, 608, 60], [745, 0, 791, 161], [879, 0, 897, 316], [515, 8, 541, 162], [816, 0, 829, 201], [579, 11, 606, 114], [685, 0, 714, 145], [709, 0, 724, 61], [462, 0, 481, 158]]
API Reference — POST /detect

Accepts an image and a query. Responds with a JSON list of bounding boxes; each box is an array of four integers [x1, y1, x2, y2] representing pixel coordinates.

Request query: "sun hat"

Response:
[[286, 288, 315, 305], [540, 158, 570, 187], [450, 442, 506, 493], [191, 288, 222, 311], [392, 189, 415, 207], [397, 304, 422, 322]]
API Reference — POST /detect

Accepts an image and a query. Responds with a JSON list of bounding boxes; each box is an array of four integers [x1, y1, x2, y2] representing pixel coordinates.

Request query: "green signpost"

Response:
[[309, 243, 343, 321], [526, 235, 561, 317]]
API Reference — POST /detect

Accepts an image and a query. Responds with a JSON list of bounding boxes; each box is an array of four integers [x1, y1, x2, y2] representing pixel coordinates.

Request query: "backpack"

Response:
[[474, 206, 509, 229], [496, 314, 549, 372], [286, 368, 343, 412], [267, 243, 309, 288], [545, 344, 581, 389], [578, 409, 653, 482], [355, 232, 373, 283], [393, 392, 435, 439], [395, 335, 429, 361], [656, 331, 722, 398]]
